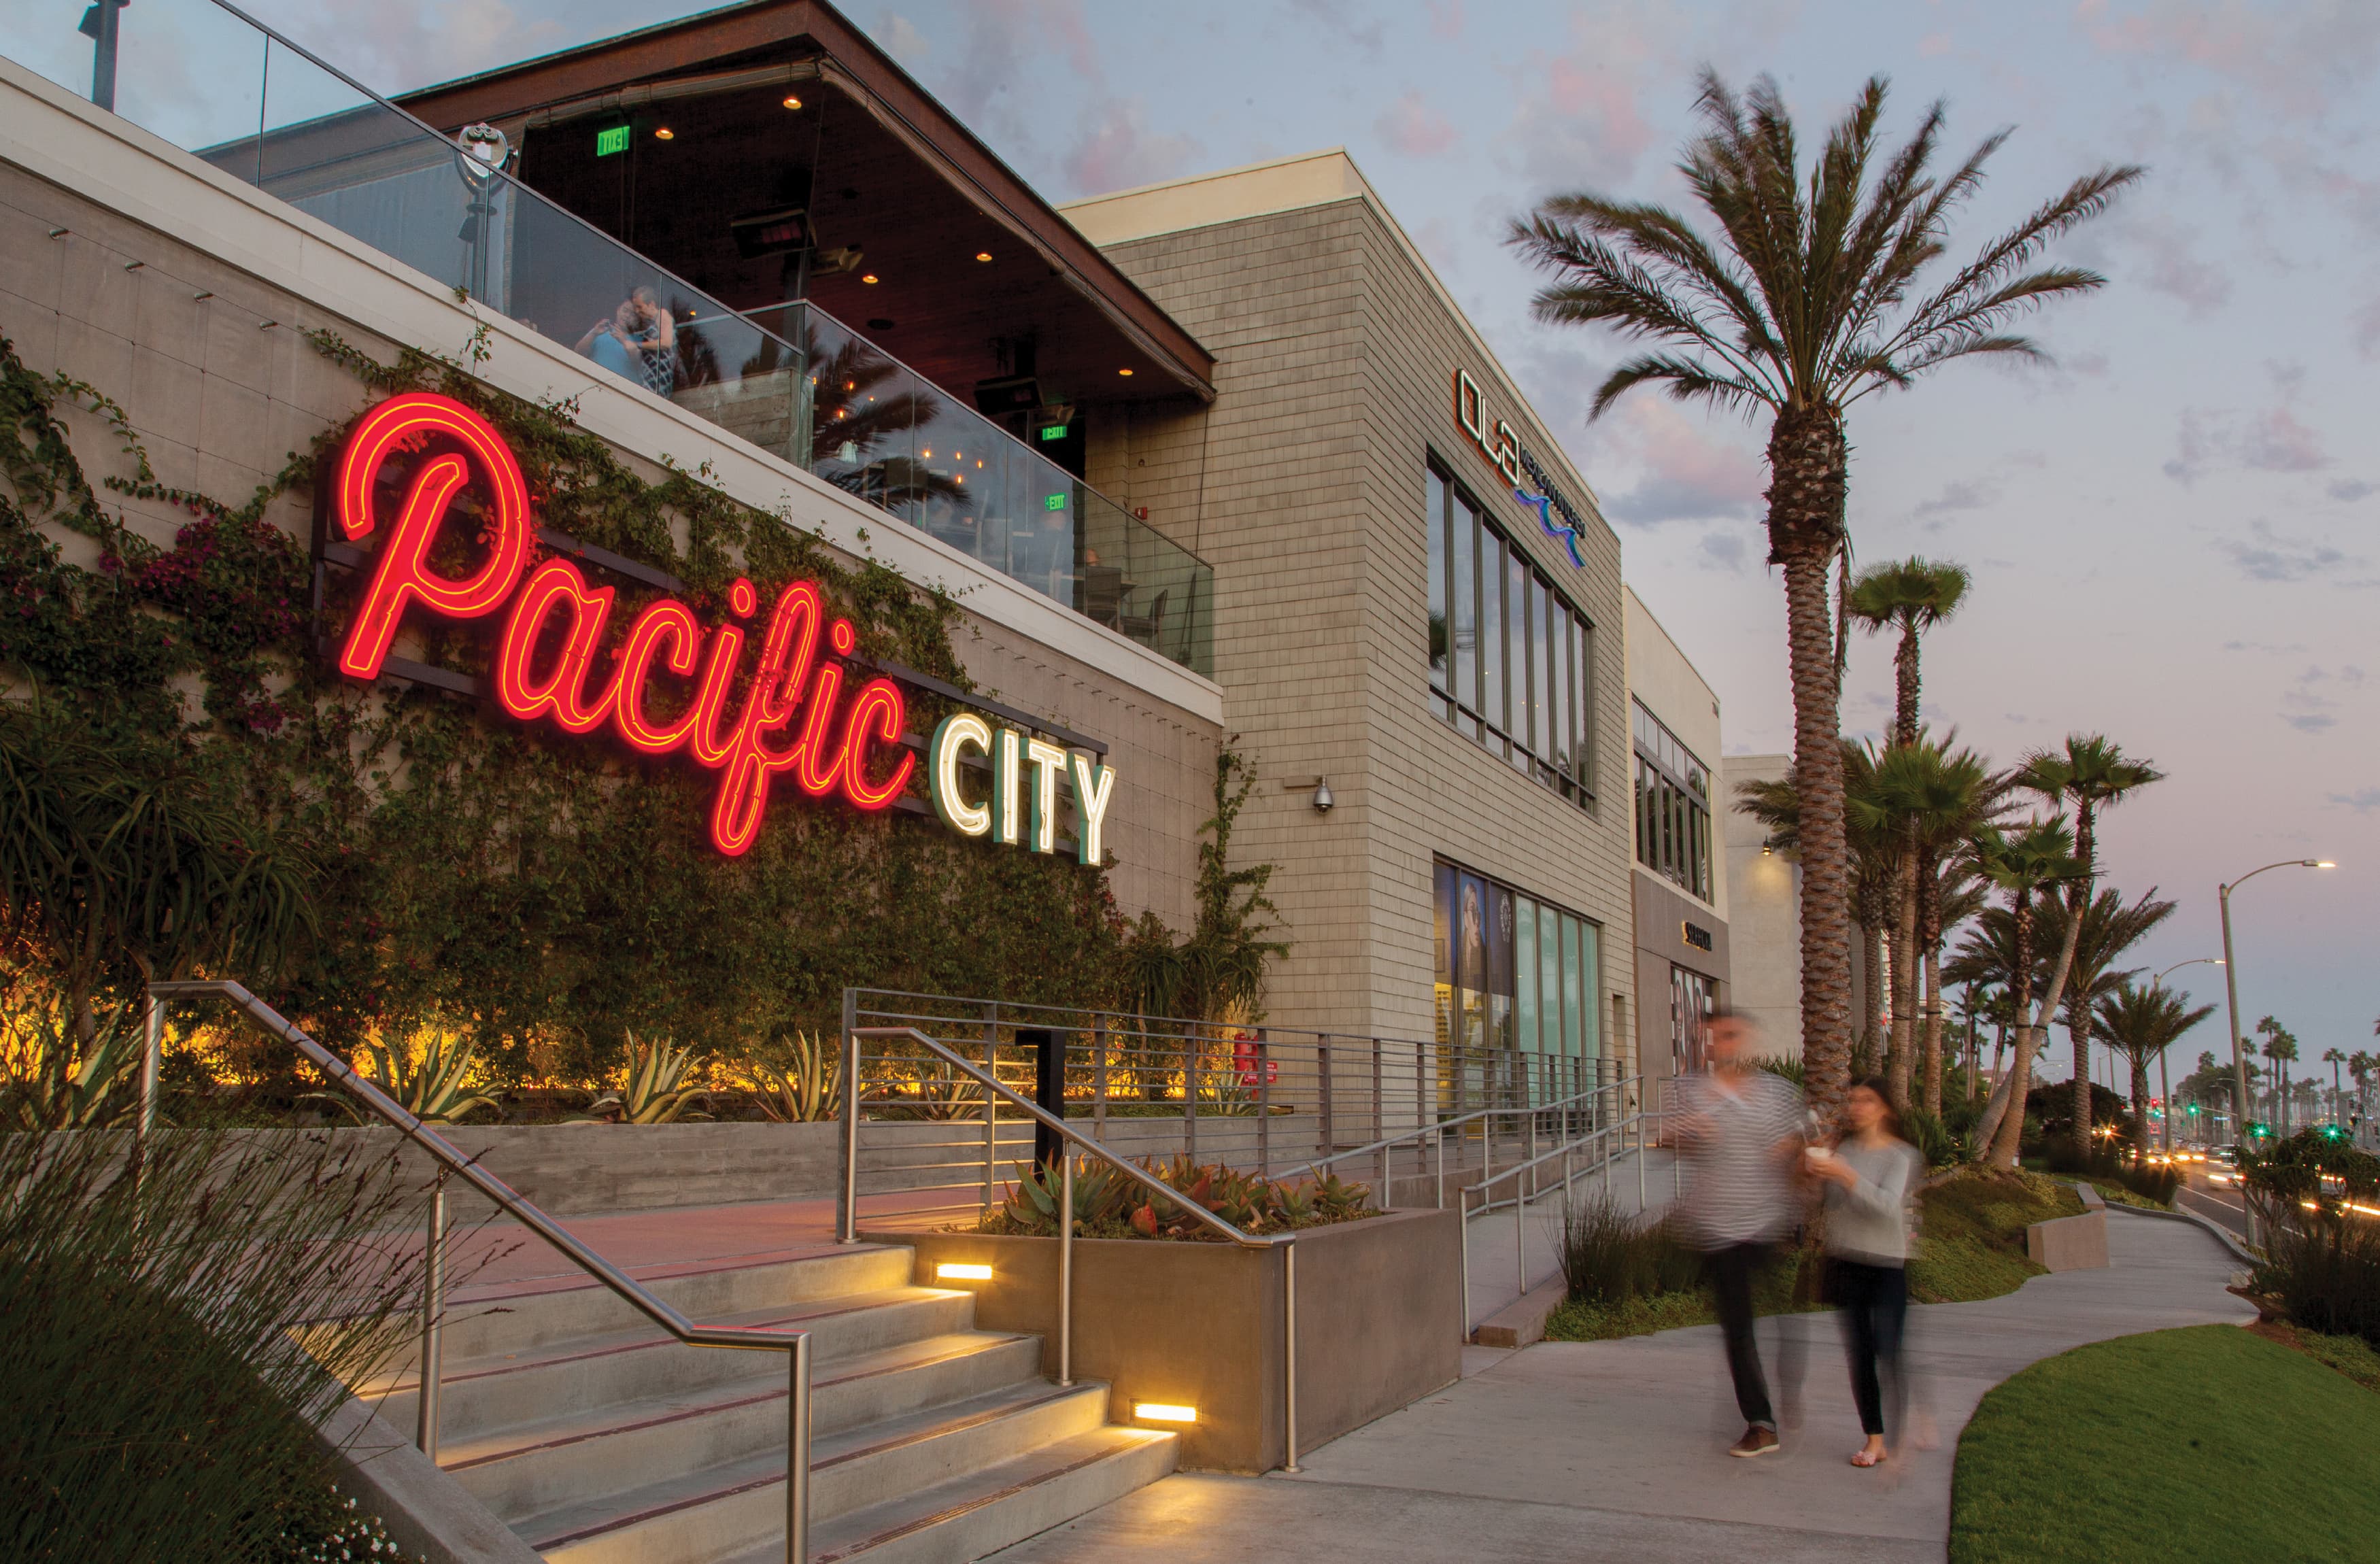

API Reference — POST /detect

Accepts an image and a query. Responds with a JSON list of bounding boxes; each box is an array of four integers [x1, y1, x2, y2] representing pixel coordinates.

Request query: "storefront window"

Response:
[[1434, 858, 1603, 1104], [1424, 461, 1597, 809]]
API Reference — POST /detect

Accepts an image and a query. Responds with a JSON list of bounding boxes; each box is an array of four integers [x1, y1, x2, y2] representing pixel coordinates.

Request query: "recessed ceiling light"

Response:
[[783, 95, 802, 109], [975, 251, 993, 262], [654, 126, 675, 140], [1118, 367, 1134, 376], [861, 273, 879, 284]]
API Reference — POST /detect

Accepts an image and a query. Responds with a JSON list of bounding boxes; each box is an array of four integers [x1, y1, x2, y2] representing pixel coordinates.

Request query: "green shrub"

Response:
[[0, 1127, 437, 1561], [2255, 1221, 2380, 1349], [1904, 1108, 1960, 1170], [1555, 1189, 1693, 1306]]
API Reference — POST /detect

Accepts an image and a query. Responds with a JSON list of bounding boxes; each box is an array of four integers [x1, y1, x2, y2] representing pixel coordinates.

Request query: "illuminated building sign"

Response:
[[1452, 370, 1588, 569], [332, 393, 1112, 860]]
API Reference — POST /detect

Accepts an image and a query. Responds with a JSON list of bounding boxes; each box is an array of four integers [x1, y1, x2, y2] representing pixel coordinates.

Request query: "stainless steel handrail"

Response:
[[842, 1025, 1310, 1472], [1287, 1077, 1629, 1193], [143, 980, 813, 1563], [1453, 1100, 1674, 1331]]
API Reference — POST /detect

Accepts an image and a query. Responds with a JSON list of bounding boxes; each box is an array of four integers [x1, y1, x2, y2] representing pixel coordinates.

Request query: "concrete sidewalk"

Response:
[[987, 1208, 2255, 1564]]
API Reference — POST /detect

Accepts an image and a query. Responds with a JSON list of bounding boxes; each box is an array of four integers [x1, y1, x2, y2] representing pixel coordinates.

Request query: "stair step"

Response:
[[376, 1287, 979, 1442], [447, 1331, 1051, 1523], [790, 1426, 1177, 1564], [419, 1245, 917, 1365], [525, 1382, 1131, 1564]]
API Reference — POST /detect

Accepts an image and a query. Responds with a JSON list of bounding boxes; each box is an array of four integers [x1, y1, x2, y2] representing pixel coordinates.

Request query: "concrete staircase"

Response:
[[369, 1242, 1175, 1564]]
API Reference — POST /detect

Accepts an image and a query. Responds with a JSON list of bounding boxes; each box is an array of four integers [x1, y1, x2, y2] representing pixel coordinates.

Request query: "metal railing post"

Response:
[[1514, 1163, 1527, 1299], [1185, 1030, 1199, 1163], [416, 1176, 447, 1460], [1317, 1034, 1334, 1168], [1256, 1028, 1272, 1179], [982, 1003, 1000, 1217], [1457, 1193, 1471, 1338], [1059, 1154, 1075, 1387], [1637, 1104, 1647, 1212], [1092, 1015, 1108, 1144], [785, 1333, 812, 1564], [1282, 1240, 1300, 1474], [838, 991, 860, 1244], [1372, 1038, 1385, 1191], [138, 995, 163, 1146]]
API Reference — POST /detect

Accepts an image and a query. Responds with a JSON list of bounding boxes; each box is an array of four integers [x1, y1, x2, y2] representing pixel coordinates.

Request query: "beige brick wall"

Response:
[[0, 160, 1213, 928], [1088, 196, 1637, 1066]]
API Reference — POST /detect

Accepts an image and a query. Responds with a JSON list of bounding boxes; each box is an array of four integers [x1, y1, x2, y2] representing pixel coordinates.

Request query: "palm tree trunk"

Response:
[[2069, 1011, 2094, 1159], [1858, 924, 1883, 1076], [1992, 897, 2086, 1169], [1894, 626, 1921, 748], [1774, 497, 1854, 1128], [1888, 841, 1920, 1110], [1922, 945, 1944, 1119]]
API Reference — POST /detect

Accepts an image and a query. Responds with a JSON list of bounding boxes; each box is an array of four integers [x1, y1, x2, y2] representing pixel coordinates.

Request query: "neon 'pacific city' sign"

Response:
[[333, 392, 1116, 861], [1451, 370, 1589, 569]]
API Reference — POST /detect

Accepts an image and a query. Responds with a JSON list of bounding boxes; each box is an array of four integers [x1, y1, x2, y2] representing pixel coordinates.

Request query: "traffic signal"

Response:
[[2250, 1122, 2272, 1138], [2188, 1104, 2202, 1117], [2322, 1125, 2346, 1141]]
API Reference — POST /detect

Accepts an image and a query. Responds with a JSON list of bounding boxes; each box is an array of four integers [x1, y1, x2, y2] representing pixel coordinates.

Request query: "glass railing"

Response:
[[2, 0, 1213, 677]]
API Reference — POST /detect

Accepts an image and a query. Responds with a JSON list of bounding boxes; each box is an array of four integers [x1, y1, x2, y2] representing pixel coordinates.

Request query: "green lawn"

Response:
[[1952, 1325, 2380, 1564]]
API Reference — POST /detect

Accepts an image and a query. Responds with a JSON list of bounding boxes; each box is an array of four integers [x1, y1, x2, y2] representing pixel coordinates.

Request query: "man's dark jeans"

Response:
[[1701, 1240, 1777, 1429]]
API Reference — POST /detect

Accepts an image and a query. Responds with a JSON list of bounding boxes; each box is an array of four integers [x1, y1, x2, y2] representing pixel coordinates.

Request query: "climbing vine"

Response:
[[1, 327, 1145, 1087]]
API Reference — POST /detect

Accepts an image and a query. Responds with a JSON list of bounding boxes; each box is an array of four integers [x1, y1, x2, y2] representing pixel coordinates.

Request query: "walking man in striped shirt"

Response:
[[1670, 1009, 1807, 1458]]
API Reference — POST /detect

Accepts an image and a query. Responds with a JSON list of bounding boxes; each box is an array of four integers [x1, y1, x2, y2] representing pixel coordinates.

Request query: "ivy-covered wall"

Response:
[[1, 321, 1151, 1085]]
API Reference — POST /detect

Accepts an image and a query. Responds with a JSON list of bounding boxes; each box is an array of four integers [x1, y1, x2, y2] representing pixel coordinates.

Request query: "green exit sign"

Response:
[[1038, 423, 1070, 442], [1044, 493, 1067, 512], [596, 125, 630, 157]]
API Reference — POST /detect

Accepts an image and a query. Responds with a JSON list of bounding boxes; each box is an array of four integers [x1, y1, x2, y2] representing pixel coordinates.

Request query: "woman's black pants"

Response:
[[1832, 1258, 1907, 1438]]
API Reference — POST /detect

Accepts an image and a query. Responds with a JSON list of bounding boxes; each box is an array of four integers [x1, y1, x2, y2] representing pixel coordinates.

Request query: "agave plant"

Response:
[[581, 1031, 711, 1124], [998, 1156, 1142, 1235], [2, 996, 146, 1130], [737, 1029, 842, 1123], [307, 1027, 500, 1125]]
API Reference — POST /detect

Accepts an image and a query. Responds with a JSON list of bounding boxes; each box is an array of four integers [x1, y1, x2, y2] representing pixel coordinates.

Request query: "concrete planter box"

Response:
[[874, 1208, 1461, 1474], [236, 1122, 841, 1218]]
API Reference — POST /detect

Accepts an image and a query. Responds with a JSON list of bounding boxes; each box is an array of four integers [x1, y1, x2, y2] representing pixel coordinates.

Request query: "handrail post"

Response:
[[1058, 1153, 1075, 1387], [1282, 1239, 1300, 1474], [838, 991, 860, 1244], [138, 994, 163, 1146], [1457, 1192, 1471, 1339], [1317, 1033, 1333, 1170], [982, 1004, 1000, 1218], [417, 1174, 447, 1461], [786, 1332, 812, 1564], [1372, 1038, 1384, 1191], [1092, 1015, 1108, 1144], [1514, 1158, 1527, 1299], [1185, 1027, 1199, 1163], [1256, 1028, 1272, 1180]]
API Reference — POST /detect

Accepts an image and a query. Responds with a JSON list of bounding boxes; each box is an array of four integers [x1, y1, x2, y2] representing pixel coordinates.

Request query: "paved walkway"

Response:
[[988, 1209, 2255, 1564]]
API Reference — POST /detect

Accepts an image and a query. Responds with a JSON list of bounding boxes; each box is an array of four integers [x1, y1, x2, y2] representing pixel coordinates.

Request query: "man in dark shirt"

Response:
[[1670, 1009, 1807, 1457]]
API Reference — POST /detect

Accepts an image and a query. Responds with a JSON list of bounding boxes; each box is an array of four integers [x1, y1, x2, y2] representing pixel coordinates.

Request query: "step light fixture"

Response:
[[1132, 1403, 1197, 1424], [936, 1262, 993, 1281]]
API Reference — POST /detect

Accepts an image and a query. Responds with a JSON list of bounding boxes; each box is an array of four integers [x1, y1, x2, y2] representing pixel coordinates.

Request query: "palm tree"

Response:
[[2257, 1017, 2298, 1136], [2033, 887, 2175, 1149], [1854, 736, 1993, 1110], [1966, 816, 2084, 1166], [1848, 558, 1972, 748], [1927, 869, 1991, 1116], [2352, 1049, 2375, 1142], [2324, 1047, 2347, 1127], [2097, 982, 2214, 1149], [2020, 734, 2163, 1156], [1511, 73, 2139, 1125]]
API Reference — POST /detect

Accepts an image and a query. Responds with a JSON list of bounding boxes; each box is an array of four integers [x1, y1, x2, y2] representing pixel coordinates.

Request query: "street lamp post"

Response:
[[2218, 860, 2334, 1197], [2152, 957, 2223, 1154]]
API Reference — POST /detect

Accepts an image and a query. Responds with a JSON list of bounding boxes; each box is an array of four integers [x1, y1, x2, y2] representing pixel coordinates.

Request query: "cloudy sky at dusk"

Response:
[[103, 0, 2380, 1078]]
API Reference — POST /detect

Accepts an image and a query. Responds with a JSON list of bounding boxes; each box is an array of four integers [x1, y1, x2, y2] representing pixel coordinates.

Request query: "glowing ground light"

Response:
[[936, 1263, 993, 1281], [1133, 1404, 1197, 1424]]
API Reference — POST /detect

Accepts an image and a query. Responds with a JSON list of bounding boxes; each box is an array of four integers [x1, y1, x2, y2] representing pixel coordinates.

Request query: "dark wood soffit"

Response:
[[394, 0, 1214, 401]]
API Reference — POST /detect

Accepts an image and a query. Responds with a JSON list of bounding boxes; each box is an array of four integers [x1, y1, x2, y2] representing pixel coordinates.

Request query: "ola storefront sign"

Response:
[[332, 392, 1115, 860]]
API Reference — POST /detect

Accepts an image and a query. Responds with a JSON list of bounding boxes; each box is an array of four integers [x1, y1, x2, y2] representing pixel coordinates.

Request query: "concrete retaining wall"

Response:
[[878, 1208, 1463, 1473]]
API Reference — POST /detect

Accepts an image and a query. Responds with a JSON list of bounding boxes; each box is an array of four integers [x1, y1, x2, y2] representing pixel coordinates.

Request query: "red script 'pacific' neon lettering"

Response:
[[331, 394, 909, 855]]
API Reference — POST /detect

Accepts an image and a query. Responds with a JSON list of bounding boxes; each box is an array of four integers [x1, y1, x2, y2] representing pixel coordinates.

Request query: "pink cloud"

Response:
[[1377, 90, 1459, 158], [1062, 97, 1202, 197], [1578, 398, 1765, 528]]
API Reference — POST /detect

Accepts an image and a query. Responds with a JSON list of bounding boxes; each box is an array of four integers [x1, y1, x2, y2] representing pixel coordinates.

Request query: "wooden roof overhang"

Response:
[[395, 0, 1214, 407]]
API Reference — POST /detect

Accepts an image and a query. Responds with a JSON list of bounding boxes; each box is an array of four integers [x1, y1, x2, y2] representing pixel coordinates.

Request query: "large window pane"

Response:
[[1572, 614, 1595, 792], [1506, 547, 1530, 765], [1531, 575, 1553, 766], [1480, 532, 1504, 738], [1561, 916, 1584, 1060], [1550, 611, 1571, 782], [1542, 911, 1565, 1054], [1450, 495, 1478, 721], [1515, 898, 1539, 1054], [1427, 471, 1448, 693]]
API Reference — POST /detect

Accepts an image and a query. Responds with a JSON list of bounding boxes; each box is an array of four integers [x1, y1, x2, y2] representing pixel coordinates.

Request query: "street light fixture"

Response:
[[2218, 859, 2334, 1231], [2151, 957, 2222, 1152]]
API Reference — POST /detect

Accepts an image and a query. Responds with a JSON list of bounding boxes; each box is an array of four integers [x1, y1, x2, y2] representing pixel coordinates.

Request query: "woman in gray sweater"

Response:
[[1804, 1077, 1922, 1467]]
